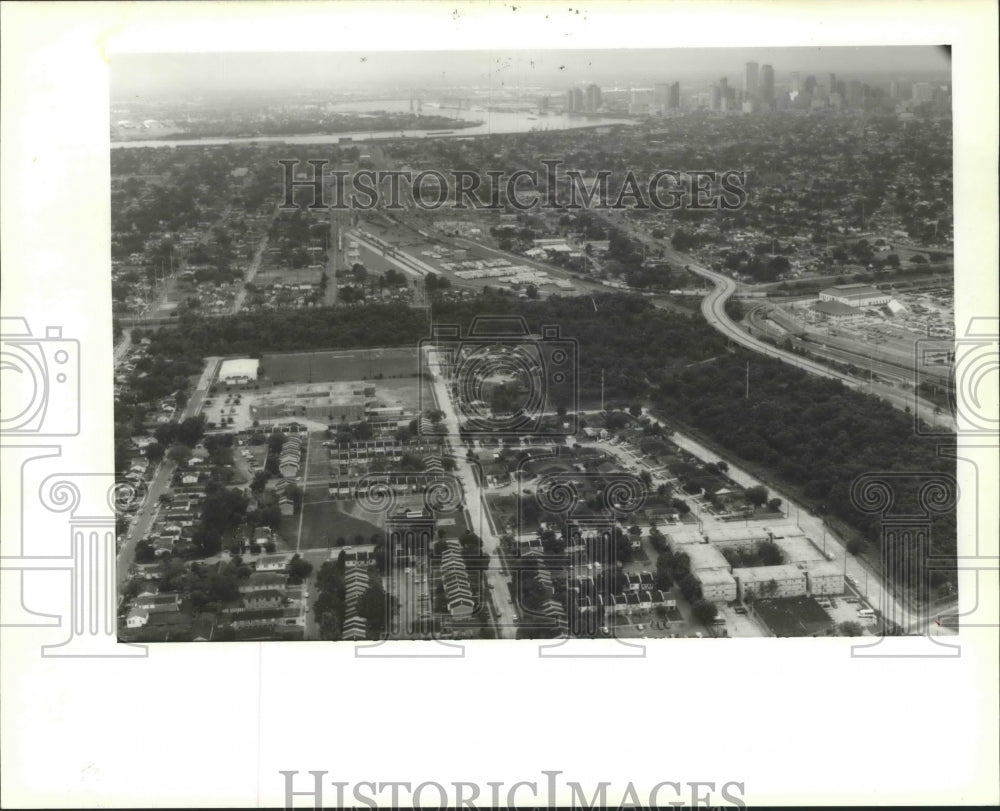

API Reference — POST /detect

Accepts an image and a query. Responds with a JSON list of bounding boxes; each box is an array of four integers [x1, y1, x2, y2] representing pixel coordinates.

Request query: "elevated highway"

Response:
[[682, 261, 955, 432]]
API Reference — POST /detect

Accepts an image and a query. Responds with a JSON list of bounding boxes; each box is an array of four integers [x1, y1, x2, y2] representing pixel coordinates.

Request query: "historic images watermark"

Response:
[[279, 769, 747, 809], [279, 159, 749, 212]]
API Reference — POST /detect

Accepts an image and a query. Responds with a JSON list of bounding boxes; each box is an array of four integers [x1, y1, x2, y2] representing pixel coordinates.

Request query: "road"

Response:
[[684, 260, 955, 432], [231, 207, 277, 313], [116, 356, 222, 585], [598, 210, 954, 432], [324, 208, 342, 305], [422, 344, 516, 638]]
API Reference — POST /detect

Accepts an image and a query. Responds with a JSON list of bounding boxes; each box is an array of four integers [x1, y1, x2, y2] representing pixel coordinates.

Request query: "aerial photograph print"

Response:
[[109, 45, 960, 645]]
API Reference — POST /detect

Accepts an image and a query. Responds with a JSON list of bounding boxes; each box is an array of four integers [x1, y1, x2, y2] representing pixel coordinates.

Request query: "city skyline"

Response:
[[111, 46, 951, 100]]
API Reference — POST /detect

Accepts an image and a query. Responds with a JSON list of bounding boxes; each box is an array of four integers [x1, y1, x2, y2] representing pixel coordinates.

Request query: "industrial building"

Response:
[[812, 300, 864, 321], [249, 384, 369, 424], [818, 283, 892, 308]]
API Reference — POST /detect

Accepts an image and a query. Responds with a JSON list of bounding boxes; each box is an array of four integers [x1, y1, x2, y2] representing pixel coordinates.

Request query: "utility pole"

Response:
[[601, 369, 605, 412], [745, 361, 750, 399]]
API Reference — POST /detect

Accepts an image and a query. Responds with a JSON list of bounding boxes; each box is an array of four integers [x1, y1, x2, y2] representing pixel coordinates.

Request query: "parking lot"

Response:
[[714, 604, 766, 637], [821, 592, 876, 634]]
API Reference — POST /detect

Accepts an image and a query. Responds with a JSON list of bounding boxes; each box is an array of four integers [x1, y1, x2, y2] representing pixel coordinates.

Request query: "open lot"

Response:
[[295, 494, 384, 550], [261, 346, 419, 383]]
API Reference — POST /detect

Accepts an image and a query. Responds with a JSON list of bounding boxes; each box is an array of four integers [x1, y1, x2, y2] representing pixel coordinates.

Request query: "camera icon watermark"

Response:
[[509, 460, 648, 656], [914, 317, 998, 437], [0, 317, 80, 436], [418, 316, 577, 440]]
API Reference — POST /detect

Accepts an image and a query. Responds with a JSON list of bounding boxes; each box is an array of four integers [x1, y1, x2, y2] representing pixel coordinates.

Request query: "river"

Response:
[[111, 100, 635, 149]]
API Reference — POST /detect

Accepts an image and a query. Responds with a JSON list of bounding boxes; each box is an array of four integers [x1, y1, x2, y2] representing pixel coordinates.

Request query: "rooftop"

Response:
[[732, 564, 807, 584], [219, 357, 260, 380], [686, 543, 731, 571], [696, 568, 737, 586], [813, 300, 861, 317]]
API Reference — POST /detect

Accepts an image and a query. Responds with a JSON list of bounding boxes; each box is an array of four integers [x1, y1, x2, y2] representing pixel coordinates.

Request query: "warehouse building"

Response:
[[218, 357, 260, 385], [812, 300, 864, 321], [818, 283, 891, 308]]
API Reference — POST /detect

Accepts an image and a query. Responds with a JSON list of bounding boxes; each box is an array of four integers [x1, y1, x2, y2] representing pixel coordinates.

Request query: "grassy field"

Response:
[[261, 346, 419, 383], [295, 497, 384, 550]]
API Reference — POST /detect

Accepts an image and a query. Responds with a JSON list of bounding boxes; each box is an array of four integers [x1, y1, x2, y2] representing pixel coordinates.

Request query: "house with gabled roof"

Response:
[[126, 608, 149, 628]]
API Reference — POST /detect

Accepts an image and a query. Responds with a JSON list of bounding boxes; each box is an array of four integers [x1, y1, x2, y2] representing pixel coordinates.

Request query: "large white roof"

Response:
[[219, 357, 259, 380]]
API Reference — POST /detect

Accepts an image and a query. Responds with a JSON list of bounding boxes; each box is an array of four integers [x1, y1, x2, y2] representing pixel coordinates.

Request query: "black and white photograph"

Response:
[[107, 45, 960, 646], [1, 2, 997, 808]]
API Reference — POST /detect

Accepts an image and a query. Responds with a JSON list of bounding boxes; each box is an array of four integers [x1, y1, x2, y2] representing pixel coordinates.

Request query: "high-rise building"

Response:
[[790, 71, 801, 94], [654, 82, 681, 112], [744, 61, 759, 99], [760, 64, 775, 107], [710, 84, 722, 111], [668, 81, 680, 109], [566, 86, 584, 112], [828, 73, 837, 93], [584, 84, 602, 113]]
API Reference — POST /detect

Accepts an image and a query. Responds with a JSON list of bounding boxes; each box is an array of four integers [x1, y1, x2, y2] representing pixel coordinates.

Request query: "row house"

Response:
[[440, 540, 474, 617], [229, 608, 301, 630], [133, 593, 181, 613], [342, 567, 370, 639], [256, 554, 292, 573], [239, 572, 288, 593]]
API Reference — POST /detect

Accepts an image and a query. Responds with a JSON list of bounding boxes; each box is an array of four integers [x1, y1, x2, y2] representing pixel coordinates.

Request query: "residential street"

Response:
[[116, 357, 222, 585], [423, 343, 516, 638]]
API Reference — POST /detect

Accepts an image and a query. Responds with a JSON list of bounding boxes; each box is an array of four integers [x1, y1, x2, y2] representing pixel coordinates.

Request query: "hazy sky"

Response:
[[111, 46, 951, 100]]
